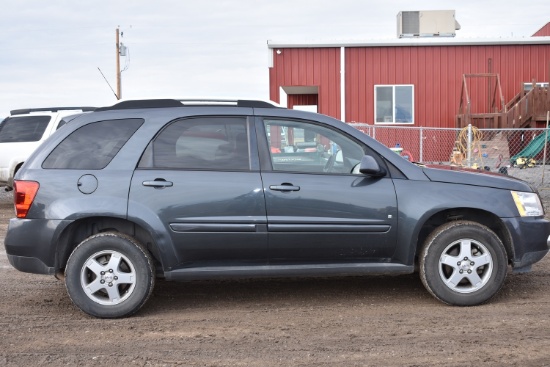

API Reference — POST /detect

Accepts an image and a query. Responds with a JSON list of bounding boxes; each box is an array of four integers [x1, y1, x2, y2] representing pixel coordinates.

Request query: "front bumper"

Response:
[[502, 216, 550, 271]]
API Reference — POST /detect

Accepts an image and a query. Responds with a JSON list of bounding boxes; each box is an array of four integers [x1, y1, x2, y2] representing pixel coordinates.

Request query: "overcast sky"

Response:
[[1, 0, 549, 117]]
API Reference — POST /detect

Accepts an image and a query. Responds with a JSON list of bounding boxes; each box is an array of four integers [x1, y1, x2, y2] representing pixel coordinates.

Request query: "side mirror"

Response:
[[358, 155, 386, 177]]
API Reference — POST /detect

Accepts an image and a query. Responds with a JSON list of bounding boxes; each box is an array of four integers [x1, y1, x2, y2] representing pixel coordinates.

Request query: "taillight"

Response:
[[14, 180, 40, 218]]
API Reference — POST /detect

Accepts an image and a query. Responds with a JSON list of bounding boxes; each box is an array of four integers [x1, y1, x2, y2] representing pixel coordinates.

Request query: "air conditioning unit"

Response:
[[397, 10, 460, 38]]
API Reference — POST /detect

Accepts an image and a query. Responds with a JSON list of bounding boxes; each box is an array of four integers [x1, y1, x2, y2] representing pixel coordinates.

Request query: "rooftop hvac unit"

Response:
[[397, 10, 460, 38]]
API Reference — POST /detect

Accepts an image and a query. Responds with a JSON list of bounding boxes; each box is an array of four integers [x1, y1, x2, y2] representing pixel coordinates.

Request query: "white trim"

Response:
[[374, 84, 415, 125], [267, 47, 274, 68], [279, 87, 288, 108], [293, 105, 318, 112], [267, 36, 550, 49], [340, 47, 346, 122], [281, 86, 318, 94]]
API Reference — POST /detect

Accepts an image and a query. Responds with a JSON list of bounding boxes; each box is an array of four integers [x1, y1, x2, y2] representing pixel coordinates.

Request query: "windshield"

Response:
[[0, 115, 51, 143]]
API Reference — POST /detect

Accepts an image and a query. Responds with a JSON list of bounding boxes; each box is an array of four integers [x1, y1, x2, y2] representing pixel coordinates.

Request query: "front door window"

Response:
[[264, 119, 365, 175]]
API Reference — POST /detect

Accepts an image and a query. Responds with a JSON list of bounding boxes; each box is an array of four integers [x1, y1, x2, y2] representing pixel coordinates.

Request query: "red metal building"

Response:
[[268, 33, 550, 130], [533, 22, 550, 37]]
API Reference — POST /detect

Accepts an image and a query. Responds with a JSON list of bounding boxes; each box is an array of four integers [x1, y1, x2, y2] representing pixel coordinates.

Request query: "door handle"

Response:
[[269, 184, 300, 192], [143, 179, 173, 188]]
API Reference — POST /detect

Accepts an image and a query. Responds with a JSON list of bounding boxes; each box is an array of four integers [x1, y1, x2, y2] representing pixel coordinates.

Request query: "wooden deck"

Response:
[[456, 81, 550, 129]]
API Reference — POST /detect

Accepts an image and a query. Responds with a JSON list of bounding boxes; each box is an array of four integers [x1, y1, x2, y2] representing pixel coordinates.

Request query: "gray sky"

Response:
[[1, 0, 549, 117]]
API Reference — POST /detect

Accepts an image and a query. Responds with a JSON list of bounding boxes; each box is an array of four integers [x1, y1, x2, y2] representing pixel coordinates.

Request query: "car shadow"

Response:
[[141, 274, 433, 316]]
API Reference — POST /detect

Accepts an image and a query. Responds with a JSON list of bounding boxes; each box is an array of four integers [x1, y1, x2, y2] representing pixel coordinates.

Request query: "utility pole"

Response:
[[116, 27, 121, 100]]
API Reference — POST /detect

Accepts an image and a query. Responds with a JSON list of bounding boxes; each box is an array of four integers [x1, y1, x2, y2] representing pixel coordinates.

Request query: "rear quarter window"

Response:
[[42, 118, 143, 169], [0, 116, 51, 142]]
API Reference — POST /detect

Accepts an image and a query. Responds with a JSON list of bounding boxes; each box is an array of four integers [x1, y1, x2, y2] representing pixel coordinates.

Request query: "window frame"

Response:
[[374, 84, 415, 125]]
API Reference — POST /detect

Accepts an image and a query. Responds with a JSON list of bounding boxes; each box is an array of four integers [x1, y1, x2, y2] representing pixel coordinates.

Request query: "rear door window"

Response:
[[42, 119, 143, 169], [0, 116, 51, 142], [139, 117, 250, 170]]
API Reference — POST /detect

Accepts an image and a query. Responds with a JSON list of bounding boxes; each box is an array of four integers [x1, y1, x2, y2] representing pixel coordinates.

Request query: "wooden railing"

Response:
[[457, 87, 550, 129], [502, 88, 535, 128], [456, 73, 506, 129]]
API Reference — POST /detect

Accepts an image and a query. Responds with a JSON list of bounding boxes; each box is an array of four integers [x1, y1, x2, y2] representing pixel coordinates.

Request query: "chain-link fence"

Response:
[[350, 123, 550, 203]]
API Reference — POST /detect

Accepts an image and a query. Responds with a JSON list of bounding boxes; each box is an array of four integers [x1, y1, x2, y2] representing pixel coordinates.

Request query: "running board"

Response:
[[164, 263, 414, 281]]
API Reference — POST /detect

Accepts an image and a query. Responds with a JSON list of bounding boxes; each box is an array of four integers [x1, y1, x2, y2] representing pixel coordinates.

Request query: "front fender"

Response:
[[392, 180, 518, 265]]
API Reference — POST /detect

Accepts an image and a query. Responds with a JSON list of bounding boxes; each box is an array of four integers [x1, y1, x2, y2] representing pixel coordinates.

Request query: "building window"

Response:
[[374, 85, 414, 124]]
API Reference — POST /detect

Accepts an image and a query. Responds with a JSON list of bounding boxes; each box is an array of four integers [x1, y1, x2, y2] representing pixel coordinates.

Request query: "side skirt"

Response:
[[164, 263, 414, 281]]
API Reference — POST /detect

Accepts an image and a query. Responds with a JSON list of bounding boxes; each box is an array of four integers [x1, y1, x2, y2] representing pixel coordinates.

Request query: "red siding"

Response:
[[269, 43, 550, 128], [288, 94, 318, 109], [270, 48, 340, 118], [533, 22, 550, 37], [345, 44, 550, 127]]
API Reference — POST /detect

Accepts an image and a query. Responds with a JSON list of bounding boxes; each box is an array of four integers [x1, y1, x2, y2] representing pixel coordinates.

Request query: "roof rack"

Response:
[[177, 99, 279, 108], [95, 98, 280, 111], [10, 107, 96, 115]]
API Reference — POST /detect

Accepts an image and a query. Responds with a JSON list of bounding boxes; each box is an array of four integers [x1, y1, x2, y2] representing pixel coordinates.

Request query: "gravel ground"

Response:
[[0, 189, 11, 202]]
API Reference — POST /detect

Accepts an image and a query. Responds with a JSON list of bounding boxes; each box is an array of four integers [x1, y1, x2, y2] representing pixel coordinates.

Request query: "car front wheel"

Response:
[[420, 221, 508, 306], [65, 232, 155, 318]]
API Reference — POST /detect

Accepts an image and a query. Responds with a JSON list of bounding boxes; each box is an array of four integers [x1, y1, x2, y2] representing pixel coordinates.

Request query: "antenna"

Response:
[[97, 67, 118, 99]]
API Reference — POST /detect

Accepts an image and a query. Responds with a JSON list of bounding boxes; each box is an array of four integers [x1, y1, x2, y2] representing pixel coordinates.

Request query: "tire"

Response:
[[420, 221, 508, 306], [65, 232, 155, 318]]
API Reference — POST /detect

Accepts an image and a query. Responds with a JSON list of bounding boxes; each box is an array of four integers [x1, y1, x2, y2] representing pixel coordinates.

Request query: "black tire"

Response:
[[420, 221, 508, 306], [65, 232, 155, 318]]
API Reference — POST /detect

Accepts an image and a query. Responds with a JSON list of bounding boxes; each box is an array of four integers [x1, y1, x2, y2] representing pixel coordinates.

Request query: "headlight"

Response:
[[511, 191, 544, 217]]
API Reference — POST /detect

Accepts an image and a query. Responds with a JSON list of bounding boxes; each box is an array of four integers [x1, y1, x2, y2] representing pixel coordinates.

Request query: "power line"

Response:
[[97, 67, 118, 100]]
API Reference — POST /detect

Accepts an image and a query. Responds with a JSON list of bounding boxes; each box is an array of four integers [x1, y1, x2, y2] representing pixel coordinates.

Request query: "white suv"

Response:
[[0, 107, 94, 190]]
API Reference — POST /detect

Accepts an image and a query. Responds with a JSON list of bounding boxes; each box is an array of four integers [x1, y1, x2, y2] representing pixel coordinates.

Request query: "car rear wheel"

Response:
[[420, 221, 508, 306], [65, 232, 155, 318]]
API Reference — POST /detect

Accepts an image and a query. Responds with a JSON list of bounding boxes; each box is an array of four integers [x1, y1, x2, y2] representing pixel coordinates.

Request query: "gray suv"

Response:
[[4, 99, 550, 318]]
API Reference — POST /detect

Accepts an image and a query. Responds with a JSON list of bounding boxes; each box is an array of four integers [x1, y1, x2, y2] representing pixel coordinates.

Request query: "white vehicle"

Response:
[[0, 107, 95, 190]]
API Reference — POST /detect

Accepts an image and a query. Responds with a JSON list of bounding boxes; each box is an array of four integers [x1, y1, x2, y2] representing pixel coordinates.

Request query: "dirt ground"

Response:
[[1, 189, 550, 367]]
